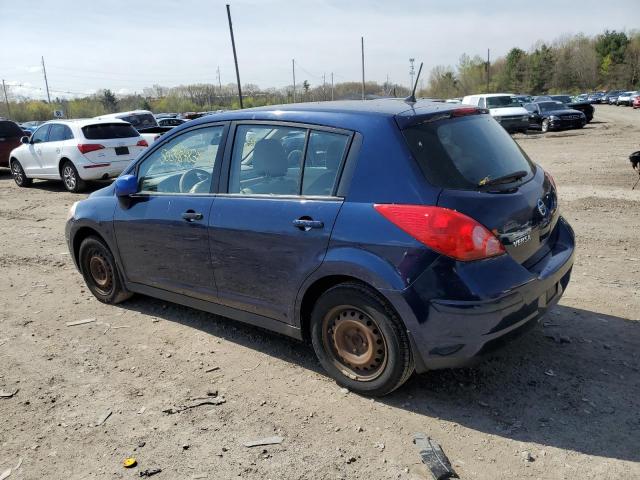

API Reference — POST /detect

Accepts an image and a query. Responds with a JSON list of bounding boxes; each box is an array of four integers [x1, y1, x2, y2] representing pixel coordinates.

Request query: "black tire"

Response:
[[78, 236, 132, 304], [310, 282, 414, 396], [541, 119, 550, 133], [11, 159, 32, 187], [61, 160, 86, 193]]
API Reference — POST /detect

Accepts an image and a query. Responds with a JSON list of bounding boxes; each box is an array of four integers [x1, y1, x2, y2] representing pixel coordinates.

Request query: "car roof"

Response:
[[96, 110, 153, 119], [465, 93, 515, 98], [187, 99, 475, 131], [41, 118, 131, 128]]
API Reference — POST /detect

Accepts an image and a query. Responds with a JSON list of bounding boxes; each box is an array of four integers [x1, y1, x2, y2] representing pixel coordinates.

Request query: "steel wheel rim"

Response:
[[12, 163, 23, 184], [322, 306, 388, 382], [63, 165, 76, 189], [87, 251, 113, 295]]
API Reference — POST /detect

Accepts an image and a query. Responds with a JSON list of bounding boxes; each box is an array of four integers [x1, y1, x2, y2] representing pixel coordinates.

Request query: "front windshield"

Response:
[[486, 96, 521, 108], [539, 102, 565, 112]]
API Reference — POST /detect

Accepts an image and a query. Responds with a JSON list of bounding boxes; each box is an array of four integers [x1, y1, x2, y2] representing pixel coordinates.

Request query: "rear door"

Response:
[[402, 112, 558, 265], [0, 121, 25, 168], [209, 122, 352, 323], [113, 124, 227, 300]]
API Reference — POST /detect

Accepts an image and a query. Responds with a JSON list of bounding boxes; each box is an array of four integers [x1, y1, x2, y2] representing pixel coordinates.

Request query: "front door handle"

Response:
[[182, 210, 203, 222], [293, 217, 324, 231]]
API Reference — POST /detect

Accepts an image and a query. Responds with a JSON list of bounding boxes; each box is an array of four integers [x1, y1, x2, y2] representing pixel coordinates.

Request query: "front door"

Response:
[[23, 124, 50, 175], [209, 123, 352, 323], [113, 124, 227, 300]]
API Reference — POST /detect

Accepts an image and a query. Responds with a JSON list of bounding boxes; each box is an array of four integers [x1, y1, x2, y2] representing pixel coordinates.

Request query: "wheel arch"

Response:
[[58, 157, 73, 177], [71, 226, 107, 267]]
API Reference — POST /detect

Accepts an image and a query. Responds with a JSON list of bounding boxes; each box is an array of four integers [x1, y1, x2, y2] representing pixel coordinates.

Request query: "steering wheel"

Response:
[[179, 168, 211, 193]]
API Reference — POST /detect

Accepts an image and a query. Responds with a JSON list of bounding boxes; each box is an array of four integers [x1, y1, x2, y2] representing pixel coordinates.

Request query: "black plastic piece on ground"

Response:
[[413, 433, 458, 480]]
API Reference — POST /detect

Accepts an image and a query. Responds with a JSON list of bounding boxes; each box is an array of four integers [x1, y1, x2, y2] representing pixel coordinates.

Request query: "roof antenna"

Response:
[[404, 61, 423, 104]]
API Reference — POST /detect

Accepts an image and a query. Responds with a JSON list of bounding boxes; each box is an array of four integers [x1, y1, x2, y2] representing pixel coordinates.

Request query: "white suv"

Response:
[[461, 93, 530, 133], [9, 119, 148, 193]]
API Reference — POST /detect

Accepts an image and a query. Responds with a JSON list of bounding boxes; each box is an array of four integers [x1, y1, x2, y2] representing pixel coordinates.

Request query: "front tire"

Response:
[[78, 236, 132, 304], [11, 159, 32, 187], [310, 283, 414, 396], [61, 160, 86, 193], [541, 119, 550, 133]]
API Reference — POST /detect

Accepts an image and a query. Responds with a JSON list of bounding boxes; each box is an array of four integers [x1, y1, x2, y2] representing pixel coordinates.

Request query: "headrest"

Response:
[[253, 139, 287, 177]]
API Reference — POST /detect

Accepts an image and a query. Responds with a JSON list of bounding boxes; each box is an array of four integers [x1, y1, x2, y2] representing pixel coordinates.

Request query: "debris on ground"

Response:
[[544, 369, 557, 377], [123, 458, 137, 468], [205, 367, 220, 373], [243, 436, 283, 448], [0, 469, 11, 480], [162, 392, 226, 414], [0, 389, 19, 399], [413, 433, 458, 480], [137, 406, 146, 415], [544, 333, 572, 344], [95, 410, 112, 426], [66, 318, 96, 327], [242, 363, 260, 372], [139, 468, 162, 477], [521, 451, 535, 463]]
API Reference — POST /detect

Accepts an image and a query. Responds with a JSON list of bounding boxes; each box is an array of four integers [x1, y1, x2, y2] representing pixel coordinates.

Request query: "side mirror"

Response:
[[114, 174, 138, 197], [21, 136, 30, 144]]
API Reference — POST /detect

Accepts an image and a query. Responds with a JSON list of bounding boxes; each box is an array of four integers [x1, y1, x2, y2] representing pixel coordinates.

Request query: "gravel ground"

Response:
[[0, 104, 639, 479]]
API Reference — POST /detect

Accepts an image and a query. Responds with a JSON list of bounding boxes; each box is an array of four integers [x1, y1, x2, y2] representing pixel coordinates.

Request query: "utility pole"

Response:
[[409, 58, 415, 90], [41, 56, 51, 103], [331, 72, 334, 101], [361, 36, 365, 100], [225, 4, 243, 109], [292, 59, 296, 102], [216, 66, 222, 91], [2, 80, 10, 117], [486, 48, 491, 92], [322, 73, 326, 101]]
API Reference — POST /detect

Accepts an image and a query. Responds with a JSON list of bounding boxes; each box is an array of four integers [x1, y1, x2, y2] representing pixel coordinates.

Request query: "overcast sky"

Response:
[[0, 0, 636, 99]]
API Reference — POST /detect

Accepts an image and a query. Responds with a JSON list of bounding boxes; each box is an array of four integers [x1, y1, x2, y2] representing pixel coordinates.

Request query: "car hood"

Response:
[[544, 108, 584, 116], [489, 106, 528, 116]]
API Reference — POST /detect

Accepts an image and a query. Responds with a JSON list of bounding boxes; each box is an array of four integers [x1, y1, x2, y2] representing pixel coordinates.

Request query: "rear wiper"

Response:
[[478, 170, 528, 187]]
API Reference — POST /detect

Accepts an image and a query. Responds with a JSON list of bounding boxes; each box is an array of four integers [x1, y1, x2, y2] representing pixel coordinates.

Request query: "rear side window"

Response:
[[402, 114, 534, 190], [82, 123, 139, 140], [302, 131, 349, 196], [48, 124, 74, 141], [0, 121, 24, 137]]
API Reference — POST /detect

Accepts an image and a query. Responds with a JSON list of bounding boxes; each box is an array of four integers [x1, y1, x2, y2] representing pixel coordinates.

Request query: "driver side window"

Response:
[[137, 125, 224, 194]]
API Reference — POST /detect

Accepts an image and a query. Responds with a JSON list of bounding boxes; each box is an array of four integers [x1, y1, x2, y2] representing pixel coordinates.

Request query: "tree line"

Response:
[[2, 30, 639, 122]]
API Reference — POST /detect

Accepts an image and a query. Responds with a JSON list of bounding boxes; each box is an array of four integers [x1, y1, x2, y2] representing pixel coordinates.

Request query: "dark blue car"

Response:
[[66, 100, 575, 396]]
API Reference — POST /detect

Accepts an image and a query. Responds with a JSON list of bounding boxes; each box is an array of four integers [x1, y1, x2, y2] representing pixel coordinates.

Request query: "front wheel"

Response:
[[79, 236, 132, 304], [541, 119, 550, 133], [310, 283, 414, 396], [61, 161, 86, 193], [11, 159, 33, 187]]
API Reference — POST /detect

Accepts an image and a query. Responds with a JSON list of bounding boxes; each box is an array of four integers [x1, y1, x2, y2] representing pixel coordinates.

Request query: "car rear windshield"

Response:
[[119, 113, 157, 129], [82, 123, 139, 140], [0, 121, 25, 137], [402, 114, 534, 190]]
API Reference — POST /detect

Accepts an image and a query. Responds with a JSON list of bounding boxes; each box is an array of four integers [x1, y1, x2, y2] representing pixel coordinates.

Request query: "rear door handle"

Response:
[[182, 210, 203, 222], [293, 218, 324, 231]]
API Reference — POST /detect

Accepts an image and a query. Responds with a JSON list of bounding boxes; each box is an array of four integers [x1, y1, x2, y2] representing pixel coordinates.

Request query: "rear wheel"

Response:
[[79, 236, 132, 304], [11, 159, 32, 187], [61, 160, 86, 193], [310, 283, 414, 396]]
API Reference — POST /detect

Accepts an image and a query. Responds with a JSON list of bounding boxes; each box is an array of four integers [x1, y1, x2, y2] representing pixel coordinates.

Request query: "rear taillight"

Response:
[[136, 139, 149, 147], [374, 204, 505, 261], [77, 143, 105, 154]]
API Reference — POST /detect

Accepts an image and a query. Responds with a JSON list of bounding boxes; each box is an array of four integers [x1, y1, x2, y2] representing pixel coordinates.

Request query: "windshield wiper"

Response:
[[478, 170, 528, 187]]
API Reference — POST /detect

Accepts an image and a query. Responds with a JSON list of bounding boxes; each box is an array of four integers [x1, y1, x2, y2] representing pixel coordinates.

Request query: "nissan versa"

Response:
[[66, 100, 575, 396]]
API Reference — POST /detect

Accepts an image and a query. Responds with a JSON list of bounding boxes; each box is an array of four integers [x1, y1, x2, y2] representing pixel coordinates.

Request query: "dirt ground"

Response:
[[1, 105, 639, 480]]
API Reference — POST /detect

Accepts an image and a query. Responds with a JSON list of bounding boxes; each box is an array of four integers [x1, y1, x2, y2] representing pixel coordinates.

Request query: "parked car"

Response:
[[513, 95, 532, 105], [534, 95, 594, 123], [461, 93, 529, 133], [0, 119, 26, 168], [95, 110, 172, 145], [633, 94, 640, 109], [616, 91, 637, 106], [66, 100, 574, 396], [9, 119, 148, 192], [606, 91, 624, 104], [587, 92, 605, 103], [524, 101, 586, 132], [19, 121, 43, 135], [157, 117, 187, 127]]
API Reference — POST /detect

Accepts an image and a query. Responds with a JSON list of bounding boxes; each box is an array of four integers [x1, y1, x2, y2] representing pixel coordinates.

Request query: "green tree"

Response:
[[100, 89, 118, 113], [502, 48, 528, 92]]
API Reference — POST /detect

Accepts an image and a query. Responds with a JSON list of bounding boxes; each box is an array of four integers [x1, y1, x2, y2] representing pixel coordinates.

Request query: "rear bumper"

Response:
[[384, 217, 575, 372], [78, 161, 131, 180]]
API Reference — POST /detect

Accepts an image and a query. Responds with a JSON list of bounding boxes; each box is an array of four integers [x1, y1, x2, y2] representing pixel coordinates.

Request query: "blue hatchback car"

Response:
[[66, 100, 574, 396]]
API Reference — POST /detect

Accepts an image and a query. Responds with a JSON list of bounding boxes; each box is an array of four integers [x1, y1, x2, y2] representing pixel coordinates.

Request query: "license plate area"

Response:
[[115, 146, 129, 155]]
